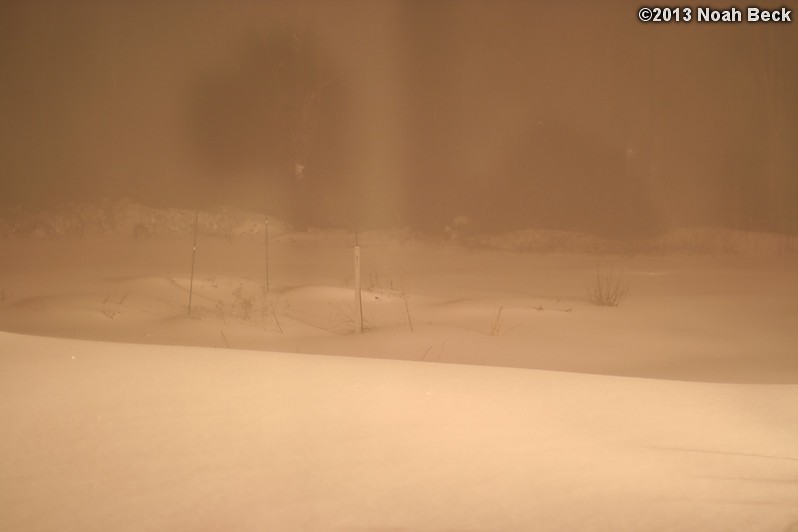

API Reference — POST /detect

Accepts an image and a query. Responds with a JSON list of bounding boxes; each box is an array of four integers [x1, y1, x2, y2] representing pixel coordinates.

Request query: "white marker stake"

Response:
[[354, 245, 363, 333], [265, 216, 270, 293], [188, 208, 199, 317]]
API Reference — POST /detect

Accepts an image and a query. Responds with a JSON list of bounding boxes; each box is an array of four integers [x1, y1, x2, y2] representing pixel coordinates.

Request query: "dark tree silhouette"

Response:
[[186, 24, 347, 225]]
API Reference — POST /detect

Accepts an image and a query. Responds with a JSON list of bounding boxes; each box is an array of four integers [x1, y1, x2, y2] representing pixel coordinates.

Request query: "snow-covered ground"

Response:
[[1, 202, 797, 530], [1, 332, 797, 531]]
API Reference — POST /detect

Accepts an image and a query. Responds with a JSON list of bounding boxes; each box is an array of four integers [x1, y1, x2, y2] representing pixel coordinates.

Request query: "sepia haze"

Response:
[[2, 3, 798, 531], [1, 0, 796, 236]]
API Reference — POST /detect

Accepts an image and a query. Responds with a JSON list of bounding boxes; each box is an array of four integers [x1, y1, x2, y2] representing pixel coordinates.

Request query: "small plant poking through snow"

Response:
[[212, 283, 283, 332], [329, 302, 373, 334], [588, 267, 629, 307], [232, 285, 255, 321]]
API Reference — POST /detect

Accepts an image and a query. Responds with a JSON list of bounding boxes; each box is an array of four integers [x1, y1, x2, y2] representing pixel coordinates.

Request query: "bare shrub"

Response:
[[588, 267, 629, 307], [232, 285, 255, 321]]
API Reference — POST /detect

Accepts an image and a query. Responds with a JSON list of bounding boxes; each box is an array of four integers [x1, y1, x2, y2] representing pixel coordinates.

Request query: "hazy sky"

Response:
[[1, 1, 796, 235]]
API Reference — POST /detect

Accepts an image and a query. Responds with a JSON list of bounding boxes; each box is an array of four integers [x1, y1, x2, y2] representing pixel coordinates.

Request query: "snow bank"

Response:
[[0, 199, 291, 239], [477, 227, 797, 256], [3, 200, 796, 255], [1, 331, 797, 531]]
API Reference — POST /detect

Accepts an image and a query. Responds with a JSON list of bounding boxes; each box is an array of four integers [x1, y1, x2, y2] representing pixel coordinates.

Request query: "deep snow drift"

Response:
[[1, 332, 797, 531]]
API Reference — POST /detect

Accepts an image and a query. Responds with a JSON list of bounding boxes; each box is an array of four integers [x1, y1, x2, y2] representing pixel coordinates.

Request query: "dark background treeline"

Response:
[[1, 1, 795, 237]]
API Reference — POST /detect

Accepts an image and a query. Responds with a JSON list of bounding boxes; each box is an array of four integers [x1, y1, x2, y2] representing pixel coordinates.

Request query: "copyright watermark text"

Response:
[[638, 6, 791, 23]]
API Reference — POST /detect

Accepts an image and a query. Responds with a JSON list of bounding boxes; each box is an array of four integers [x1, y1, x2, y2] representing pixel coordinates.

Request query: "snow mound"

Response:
[[1, 331, 797, 531], [0, 199, 291, 239], [477, 229, 616, 254], [477, 227, 797, 255], [2, 200, 796, 256]]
